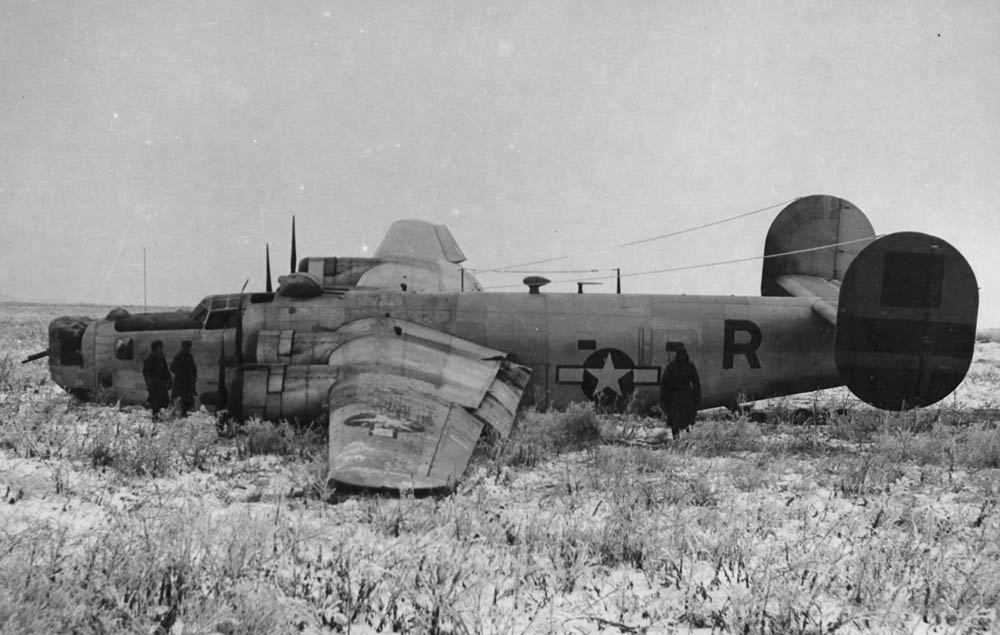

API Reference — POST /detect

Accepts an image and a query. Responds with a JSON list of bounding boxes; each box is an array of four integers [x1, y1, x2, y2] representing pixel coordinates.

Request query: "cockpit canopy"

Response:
[[189, 292, 274, 329]]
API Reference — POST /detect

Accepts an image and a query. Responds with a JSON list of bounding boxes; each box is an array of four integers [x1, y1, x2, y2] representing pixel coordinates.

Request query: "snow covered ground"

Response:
[[1, 304, 998, 634]]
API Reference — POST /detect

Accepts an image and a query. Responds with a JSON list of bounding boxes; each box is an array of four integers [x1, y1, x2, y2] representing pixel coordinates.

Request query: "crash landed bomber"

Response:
[[40, 195, 979, 490]]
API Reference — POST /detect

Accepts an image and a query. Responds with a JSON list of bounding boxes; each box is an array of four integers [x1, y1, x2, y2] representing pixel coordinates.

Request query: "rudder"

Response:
[[835, 232, 978, 410], [761, 195, 875, 296]]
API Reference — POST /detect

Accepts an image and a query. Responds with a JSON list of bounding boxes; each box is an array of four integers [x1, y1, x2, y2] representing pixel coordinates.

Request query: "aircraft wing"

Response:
[[356, 220, 482, 292], [326, 318, 530, 489], [374, 220, 467, 264]]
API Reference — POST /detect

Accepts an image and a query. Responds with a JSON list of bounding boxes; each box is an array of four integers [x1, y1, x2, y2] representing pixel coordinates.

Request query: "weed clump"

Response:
[[672, 416, 761, 456], [86, 415, 219, 477], [976, 328, 1000, 344], [827, 409, 884, 443], [237, 418, 326, 462], [873, 421, 1000, 469], [834, 454, 906, 496], [240, 418, 292, 456], [503, 402, 602, 468], [548, 402, 603, 451], [0, 355, 17, 392]]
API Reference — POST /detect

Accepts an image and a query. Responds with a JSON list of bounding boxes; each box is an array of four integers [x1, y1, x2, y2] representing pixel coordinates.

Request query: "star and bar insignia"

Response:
[[556, 348, 660, 404]]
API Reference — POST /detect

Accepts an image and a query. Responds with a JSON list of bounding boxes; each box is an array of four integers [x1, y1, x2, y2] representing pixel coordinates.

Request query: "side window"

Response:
[[114, 338, 134, 360], [205, 308, 239, 330]]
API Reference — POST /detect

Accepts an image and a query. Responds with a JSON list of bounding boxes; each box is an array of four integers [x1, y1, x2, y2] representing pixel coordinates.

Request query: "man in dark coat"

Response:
[[170, 340, 198, 417], [660, 347, 701, 437], [143, 340, 172, 421]]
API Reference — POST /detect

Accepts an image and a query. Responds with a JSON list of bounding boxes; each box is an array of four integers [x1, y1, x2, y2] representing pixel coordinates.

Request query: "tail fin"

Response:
[[835, 232, 978, 410], [761, 195, 979, 409], [761, 195, 875, 298]]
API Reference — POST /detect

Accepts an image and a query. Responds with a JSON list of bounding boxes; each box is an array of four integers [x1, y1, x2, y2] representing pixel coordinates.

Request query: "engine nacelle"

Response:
[[230, 365, 340, 422]]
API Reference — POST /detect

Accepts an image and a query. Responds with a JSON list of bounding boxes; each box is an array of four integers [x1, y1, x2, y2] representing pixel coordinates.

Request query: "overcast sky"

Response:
[[2, 1, 999, 324]]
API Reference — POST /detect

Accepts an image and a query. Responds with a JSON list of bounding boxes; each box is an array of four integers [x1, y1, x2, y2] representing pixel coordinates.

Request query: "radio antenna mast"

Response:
[[143, 247, 148, 313]]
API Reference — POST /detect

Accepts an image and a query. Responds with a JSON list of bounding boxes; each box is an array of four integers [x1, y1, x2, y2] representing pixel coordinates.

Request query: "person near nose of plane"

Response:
[[170, 340, 198, 417], [143, 340, 173, 421]]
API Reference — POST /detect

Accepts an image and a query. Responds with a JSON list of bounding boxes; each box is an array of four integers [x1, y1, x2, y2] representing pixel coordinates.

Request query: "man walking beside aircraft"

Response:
[[170, 340, 198, 417], [143, 340, 172, 421], [660, 347, 701, 437]]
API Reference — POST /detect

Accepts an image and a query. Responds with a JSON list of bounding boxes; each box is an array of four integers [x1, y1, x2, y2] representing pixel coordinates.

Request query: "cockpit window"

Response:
[[190, 293, 271, 329], [191, 294, 242, 330], [189, 299, 210, 323], [205, 309, 239, 330]]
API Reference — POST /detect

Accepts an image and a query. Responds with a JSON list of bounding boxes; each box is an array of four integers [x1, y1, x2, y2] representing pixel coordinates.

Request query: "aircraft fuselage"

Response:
[[52, 288, 840, 417]]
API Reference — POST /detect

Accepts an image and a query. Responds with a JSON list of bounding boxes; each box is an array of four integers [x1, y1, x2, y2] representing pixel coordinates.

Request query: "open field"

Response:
[[1, 302, 999, 634]]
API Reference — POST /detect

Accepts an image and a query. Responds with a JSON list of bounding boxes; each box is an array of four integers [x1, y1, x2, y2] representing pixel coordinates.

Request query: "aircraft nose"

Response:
[[48, 316, 92, 364], [48, 315, 95, 398]]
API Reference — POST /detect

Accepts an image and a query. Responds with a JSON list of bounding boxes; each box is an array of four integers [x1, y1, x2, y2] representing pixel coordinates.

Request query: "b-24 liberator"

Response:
[[35, 195, 979, 490]]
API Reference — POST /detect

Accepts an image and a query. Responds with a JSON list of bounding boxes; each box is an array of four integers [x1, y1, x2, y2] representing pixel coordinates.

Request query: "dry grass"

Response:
[[2, 302, 999, 634], [976, 328, 1000, 344]]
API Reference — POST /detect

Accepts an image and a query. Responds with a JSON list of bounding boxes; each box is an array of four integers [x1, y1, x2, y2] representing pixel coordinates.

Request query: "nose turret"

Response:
[[48, 315, 95, 399]]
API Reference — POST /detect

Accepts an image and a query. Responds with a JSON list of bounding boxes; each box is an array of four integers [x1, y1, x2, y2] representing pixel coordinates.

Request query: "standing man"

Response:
[[143, 340, 172, 421], [170, 340, 198, 417], [660, 347, 701, 437]]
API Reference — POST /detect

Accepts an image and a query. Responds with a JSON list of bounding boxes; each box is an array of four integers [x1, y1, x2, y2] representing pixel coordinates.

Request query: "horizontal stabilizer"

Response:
[[773, 274, 840, 325]]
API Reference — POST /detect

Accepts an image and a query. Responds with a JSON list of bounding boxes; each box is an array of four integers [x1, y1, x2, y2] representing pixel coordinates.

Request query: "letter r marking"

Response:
[[723, 319, 762, 369]]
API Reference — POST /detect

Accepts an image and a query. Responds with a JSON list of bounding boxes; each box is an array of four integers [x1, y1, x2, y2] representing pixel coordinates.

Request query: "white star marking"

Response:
[[586, 353, 631, 396]]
